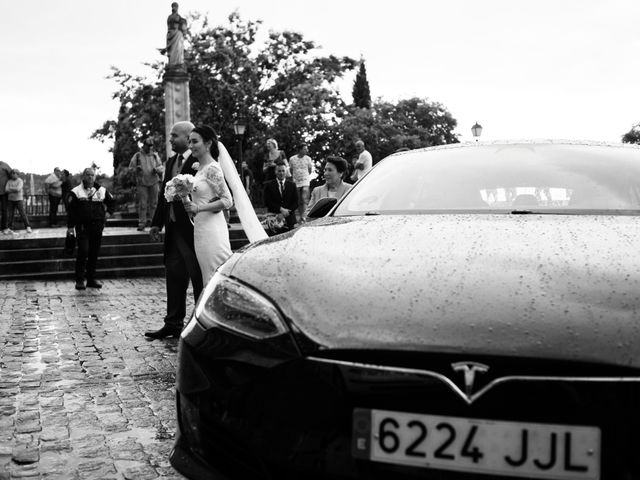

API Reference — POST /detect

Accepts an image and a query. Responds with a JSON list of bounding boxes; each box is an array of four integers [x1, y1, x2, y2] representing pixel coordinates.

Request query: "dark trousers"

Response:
[[164, 225, 203, 329], [49, 195, 62, 226], [0, 193, 7, 230], [75, 223, 104, 282], [7, 200, 30, 229]]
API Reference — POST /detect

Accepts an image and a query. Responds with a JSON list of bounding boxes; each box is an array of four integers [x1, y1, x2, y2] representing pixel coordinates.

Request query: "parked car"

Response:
[[170, 141, 640, 479]]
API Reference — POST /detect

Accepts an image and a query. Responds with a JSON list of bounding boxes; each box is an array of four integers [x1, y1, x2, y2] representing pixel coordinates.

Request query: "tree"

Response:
[[332, 97, 459, 165], [92, 67, 165, 171], [352, 59, 371, 109], [622, 124, 640, 144], [95, 11, 357, 186], [185, 13, 357, 173], [94, 10, 460, 203]]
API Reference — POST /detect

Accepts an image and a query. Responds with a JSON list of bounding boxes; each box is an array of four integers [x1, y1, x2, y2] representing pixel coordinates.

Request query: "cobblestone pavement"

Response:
[[0, 278, 196, 479]]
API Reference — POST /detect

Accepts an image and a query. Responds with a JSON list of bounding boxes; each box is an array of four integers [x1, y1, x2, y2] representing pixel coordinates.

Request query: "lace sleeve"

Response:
[[203, 163, 233, 209]]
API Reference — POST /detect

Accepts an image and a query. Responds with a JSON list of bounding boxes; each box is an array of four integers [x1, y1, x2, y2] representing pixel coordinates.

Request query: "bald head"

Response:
[[170, 121, 194, 154]]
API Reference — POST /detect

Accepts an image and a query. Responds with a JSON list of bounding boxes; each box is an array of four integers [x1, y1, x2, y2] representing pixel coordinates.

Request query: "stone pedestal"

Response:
[[163, 68, 190, 159]]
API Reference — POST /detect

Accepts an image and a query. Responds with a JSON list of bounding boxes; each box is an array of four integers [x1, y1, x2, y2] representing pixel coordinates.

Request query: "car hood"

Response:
[[229, 215, 640, 368]]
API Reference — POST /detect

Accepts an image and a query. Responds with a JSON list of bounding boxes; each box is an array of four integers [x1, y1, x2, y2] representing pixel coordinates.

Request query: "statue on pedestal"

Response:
[[163, 2, 187, 70]]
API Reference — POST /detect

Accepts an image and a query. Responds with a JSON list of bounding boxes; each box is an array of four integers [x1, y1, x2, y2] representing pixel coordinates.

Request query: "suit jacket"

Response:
[[263, 178, 298, 229], [151, 151, 199, 253]]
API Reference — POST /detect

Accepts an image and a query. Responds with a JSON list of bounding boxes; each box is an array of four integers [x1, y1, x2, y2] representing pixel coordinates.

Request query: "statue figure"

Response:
[[164, 2, 187, 67]]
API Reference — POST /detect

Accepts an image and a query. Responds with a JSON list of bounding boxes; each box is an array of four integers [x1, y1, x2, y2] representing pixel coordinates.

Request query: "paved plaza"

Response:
[[0, 277, 193, 479]]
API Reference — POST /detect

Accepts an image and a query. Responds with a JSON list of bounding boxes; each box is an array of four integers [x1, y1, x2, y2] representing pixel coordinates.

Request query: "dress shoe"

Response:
[[144, 326, 182, 339], [86, 280, 103, 289], [75, 281, 86, 290]]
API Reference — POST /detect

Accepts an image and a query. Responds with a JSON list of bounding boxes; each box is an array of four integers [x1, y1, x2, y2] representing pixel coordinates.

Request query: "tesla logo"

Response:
[[451, 362, 489, 397]]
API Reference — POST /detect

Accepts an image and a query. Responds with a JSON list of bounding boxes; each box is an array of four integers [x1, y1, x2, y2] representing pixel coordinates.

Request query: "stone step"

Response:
[[10, 213, 241, 229], [0, 265, 167, 281], [0, 233, 152, 252], [0, 242, 164, 262], [0, 229, 248, 253], [0, 237, 249, 276], [0, 206, 261, 280], [2, 253, 163, 275]]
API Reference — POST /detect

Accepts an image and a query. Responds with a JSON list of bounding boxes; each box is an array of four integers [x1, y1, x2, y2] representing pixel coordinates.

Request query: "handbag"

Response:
[[64, 231, 76, 256]]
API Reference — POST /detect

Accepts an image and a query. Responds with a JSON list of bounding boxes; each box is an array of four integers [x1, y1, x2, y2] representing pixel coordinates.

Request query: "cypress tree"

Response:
[[352, 59, 372, 109]]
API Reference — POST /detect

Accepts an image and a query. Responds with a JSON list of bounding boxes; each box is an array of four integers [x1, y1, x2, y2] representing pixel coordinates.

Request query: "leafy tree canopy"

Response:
[[622, 124, 640, 144], [352, 60, 372, 109], [335, 98, 458, 165], [94, 10, 459, 195]]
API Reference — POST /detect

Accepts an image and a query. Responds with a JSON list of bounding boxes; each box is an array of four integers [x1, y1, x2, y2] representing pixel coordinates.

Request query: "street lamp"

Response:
[[471, 122, 483, 142], [232, 117, 247, 173]]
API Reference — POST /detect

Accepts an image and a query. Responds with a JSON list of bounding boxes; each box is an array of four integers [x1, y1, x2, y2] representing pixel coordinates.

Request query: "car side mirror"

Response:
[[306, 197, 337, 218]]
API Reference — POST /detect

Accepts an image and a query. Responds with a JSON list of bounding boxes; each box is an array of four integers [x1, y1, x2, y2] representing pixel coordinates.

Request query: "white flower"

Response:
[[164, 174, 196, 202], [192, 162, 200, 171]]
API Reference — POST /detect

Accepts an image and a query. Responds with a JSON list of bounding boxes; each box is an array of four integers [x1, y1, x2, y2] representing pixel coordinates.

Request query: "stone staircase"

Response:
[[0, 211, 253, 281]]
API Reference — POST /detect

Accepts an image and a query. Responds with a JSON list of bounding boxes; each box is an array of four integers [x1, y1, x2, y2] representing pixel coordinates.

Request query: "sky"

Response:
[[3, 0, 640, 175]]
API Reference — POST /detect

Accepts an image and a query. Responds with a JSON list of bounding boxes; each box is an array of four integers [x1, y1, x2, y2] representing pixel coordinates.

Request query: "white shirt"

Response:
[[354, 150, 373, 181]]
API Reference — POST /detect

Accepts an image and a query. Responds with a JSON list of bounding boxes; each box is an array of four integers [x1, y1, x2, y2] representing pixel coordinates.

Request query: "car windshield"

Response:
[[333, 143, 640, 216]]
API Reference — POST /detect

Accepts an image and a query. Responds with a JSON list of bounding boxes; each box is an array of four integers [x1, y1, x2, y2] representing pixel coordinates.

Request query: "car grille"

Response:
[[179, 341, 640, 479]]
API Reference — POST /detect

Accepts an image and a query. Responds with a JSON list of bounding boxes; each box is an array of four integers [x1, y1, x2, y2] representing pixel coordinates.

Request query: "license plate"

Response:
[[352, 408, 600, 479]]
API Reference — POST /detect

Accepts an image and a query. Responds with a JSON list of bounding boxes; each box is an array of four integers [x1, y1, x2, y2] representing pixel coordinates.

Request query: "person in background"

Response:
[[5, 170, 32, 233], [306, 156, 352, 218], [350, 140, 373, 183], [262, 138, 288, 182], [263, 163, 298, 232], [66, 168, 115, 290], [0, 160, 12, 234], [129, 137, 163, 231], [288, 143, 314, 223], [61, 169, 73, 210], [241, 161, 254, 201], [44, 167, 63, 227]]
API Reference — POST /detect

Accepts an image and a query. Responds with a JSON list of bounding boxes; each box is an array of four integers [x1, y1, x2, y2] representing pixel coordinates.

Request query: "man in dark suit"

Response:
[[145, 121, 203, 339], [263, 163, 298, 231]]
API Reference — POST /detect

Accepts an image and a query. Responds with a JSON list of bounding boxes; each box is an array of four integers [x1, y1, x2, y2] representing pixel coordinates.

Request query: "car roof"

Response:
[[391, 139, 640, 157]]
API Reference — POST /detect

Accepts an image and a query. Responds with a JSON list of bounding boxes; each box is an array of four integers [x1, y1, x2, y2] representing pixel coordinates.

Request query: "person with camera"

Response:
[[129, 137, 163, 231]]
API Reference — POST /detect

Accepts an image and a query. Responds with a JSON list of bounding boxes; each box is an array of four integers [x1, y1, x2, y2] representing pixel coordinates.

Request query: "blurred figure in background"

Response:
[[350, 140, 372, 183], [262, 138, 288, 182], [61, 169, 73, 210], [289, 143, 314, 223], [44, 167, 63, 227], [129, 137, 163, 231], [241, 161, 254, 202], [5, 169, 32, 233], [0, 160, 11, 234], [263, 163, 298, 232]]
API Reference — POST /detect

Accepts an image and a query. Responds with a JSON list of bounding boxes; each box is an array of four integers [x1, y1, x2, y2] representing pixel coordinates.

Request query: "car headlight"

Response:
[[194, 272, 289, 339]]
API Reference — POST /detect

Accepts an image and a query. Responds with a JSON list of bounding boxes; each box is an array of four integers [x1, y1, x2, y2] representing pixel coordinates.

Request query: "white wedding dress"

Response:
[[192, 161, 233, 284]]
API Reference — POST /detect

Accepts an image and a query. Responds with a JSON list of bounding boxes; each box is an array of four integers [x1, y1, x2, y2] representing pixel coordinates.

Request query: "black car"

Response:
[[170, 141, 640, 480]]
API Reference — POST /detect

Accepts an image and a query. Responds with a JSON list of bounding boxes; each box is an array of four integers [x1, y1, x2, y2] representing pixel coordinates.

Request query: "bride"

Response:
[[184, 125, 268, 284], [182, 126, 233, 284]]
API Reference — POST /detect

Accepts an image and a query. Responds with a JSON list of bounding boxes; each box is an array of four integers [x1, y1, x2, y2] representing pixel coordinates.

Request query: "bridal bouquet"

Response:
[[164, 174, 195, 202]]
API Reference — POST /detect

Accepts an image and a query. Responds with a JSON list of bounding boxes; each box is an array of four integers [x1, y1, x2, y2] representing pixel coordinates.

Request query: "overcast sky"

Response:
[[3, 0, 640, 175]]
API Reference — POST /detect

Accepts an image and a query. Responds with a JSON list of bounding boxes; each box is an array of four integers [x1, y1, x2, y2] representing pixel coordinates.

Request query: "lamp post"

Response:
[[232, 118, 247, 174], [471, 122, 483, 142]]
